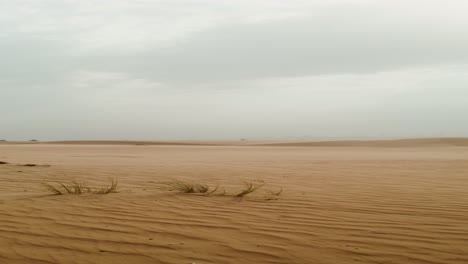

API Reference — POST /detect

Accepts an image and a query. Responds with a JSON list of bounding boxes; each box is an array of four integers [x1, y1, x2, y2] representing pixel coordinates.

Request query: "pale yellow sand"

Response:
[[1, 139, 468, 264]]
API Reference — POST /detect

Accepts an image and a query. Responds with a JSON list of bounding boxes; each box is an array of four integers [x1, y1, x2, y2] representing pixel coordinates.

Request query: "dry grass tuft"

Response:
[[269, 187, 283, 196], [42, 183, 65, 195], [170, 181, 206, 193], [164, 180, 217, 194], [94, 179, 119, 194], [162, 179, 278, 199], [235, 181, 265, 198], [43, 178, 118, 195]]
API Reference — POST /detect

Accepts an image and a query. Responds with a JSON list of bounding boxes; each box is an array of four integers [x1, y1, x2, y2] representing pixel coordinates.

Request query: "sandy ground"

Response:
[[1, 140, 468, 264]]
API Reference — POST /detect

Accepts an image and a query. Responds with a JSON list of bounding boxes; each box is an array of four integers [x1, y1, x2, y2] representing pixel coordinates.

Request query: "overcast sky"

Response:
[[1, 0, 467, 140]]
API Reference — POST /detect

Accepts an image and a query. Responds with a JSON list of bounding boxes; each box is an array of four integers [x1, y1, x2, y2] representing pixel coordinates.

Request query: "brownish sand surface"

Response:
[[1, 140, 468, 263]]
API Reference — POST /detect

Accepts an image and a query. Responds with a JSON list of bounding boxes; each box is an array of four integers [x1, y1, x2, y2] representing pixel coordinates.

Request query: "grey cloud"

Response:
[[3, 2, 468, 85], [0, 35, 73, 85], [83, 6, 468, 83], [2, 1, 468, 140]]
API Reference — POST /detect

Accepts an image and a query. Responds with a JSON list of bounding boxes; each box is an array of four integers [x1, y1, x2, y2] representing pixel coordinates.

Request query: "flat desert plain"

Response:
[[1, 139, 468, 264]]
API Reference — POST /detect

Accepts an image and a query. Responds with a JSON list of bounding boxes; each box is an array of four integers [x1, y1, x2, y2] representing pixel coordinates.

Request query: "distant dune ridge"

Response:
[[1, 137, 467, 147], [46, 140, 213, 146], [254, 137, 468, 147]]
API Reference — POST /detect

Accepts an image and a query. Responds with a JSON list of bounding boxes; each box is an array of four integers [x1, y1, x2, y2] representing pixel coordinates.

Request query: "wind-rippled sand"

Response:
[[1, 140, 467, 264]]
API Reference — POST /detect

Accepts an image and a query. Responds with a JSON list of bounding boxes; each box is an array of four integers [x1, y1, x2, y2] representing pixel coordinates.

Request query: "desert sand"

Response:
[[1, 138, 468, 264]]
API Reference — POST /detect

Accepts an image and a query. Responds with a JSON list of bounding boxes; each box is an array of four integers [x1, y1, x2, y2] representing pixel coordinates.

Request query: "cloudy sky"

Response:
[[1, 0, 467, 140]]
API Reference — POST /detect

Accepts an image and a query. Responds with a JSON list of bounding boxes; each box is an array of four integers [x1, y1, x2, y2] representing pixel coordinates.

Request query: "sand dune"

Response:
[[46, 140, 215, 146], [2, 137, 468, 147], [1, 144, 468, 263], [254, 137, 468, 147]]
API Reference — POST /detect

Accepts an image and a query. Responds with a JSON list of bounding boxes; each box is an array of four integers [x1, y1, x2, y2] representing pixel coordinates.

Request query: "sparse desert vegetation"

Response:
[[162, 179, 275, 198], [42, 177, 271, 198], [43, 178, 118, 195], [166, 180, 210, 193], [235, 181, 266, 198], [162, 180, 217, 194], [94, 179, 119, 194]]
